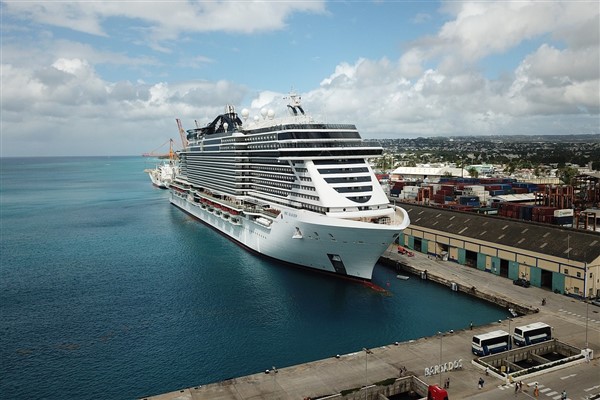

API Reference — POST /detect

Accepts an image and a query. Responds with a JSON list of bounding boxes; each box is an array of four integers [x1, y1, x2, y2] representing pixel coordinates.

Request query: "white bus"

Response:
[[471, 330, 511, 356], [513, 322, 552, 347]]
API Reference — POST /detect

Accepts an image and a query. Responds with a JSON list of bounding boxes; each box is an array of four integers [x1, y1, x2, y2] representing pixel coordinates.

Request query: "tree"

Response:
[[467, 167, 479, 178], [556, 165, 578, 185], [505, 161, 517, 175]]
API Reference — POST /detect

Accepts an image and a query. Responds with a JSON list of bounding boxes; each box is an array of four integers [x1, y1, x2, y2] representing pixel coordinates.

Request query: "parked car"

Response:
[[513, 278, 531, 288]]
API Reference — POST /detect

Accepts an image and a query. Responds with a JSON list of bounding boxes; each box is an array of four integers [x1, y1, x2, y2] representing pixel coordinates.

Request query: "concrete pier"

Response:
[[142, 247, 600, 400]]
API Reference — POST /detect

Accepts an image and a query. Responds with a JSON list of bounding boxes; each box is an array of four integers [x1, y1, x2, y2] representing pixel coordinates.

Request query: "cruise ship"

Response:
[[169, 94, 410, 280]]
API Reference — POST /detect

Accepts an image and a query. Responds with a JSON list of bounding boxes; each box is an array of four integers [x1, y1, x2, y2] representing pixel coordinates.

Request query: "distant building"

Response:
[[469, 164, 496, 176], [390, 165, 471, 182]]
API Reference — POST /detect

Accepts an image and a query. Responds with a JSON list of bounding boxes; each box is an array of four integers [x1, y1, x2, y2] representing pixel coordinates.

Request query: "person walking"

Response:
[[478, 377, 484, 389], [534, 384, 539, 398], [561, 390, 567, 400]]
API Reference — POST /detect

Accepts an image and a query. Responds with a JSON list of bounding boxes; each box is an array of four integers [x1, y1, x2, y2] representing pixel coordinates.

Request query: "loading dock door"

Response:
[[457, 248, 466, 265], [491, 257, 501, 275], [465, 250, 477, 268], [551, 271, 564, 293], [540, 269, 553, 290], [500, 259, 509, 278], [530, 267, 542, 288], [477, 253, 487, 271], [414, 238, 422, 252], [508, 261, 519, 280]]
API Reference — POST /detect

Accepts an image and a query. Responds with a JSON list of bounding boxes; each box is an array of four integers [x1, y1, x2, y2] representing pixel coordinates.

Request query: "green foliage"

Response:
[[340, 387, 360, 396], [374, 377, 398, 386], [556, 165, 578, 184], [467, 167, 479, 178], [505, 162, 516, 175]]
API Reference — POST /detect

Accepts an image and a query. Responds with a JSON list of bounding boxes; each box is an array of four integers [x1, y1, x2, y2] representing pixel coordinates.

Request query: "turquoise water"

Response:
[[0, 157, 509, 399]]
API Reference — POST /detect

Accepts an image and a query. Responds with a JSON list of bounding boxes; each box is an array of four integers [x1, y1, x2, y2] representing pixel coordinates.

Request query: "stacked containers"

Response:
[[532, 206, 557, 223], [390, 181, 406, 197], [400, 186, 419, 200]]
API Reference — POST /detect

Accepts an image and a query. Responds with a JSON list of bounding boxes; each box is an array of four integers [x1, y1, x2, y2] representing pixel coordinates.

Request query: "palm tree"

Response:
[[467, 167, 479, 178]]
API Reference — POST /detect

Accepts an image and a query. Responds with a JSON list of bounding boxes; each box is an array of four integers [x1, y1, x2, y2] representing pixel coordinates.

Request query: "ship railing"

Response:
[[348, 207, 408, 227], [193, 189, 282, 220]]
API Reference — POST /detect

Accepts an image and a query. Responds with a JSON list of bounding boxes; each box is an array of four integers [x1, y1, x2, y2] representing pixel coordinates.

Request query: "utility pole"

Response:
[[438, 332, 443, 387]]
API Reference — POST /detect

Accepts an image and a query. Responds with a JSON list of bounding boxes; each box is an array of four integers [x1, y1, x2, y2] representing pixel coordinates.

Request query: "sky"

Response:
[[1, 0, 599, 157]]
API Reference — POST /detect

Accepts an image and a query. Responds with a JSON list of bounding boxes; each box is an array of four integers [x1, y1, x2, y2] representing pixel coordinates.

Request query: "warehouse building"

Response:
[[396, 203, 600, 299]]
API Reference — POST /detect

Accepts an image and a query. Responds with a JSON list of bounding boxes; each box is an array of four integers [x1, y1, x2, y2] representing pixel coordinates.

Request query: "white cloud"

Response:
[[1, 0, 598, 156], [3, 2, 108, 36], [3, 1, 327, 42], [412, 1, 599, 75], [0, 58, 249, 155]]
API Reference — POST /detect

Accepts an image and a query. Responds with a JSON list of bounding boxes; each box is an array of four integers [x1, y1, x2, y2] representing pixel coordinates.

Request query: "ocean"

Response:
[[0, 156, 508, 399]]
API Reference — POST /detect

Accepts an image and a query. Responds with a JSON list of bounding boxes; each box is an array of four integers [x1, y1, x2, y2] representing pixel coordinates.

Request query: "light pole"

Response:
[[506, 318, 512, 383], [362, 348, 369, 399], [584, 263, 589, 352], [438, 332, 443, 387]]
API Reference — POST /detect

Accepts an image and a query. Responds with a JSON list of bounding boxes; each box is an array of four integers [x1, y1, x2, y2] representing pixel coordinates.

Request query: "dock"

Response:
[[142, 247, 600, 400]]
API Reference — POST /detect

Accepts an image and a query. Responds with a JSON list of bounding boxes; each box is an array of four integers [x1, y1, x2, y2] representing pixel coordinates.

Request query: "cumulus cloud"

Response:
[[1, 0, 598, 156], [408, 1, 599, 75], [0, 58, 249, 155], [3, 1, 327, 42]]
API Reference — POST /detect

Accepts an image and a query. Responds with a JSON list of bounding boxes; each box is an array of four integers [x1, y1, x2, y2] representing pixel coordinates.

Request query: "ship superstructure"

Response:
[[169, 93, 410, 280]]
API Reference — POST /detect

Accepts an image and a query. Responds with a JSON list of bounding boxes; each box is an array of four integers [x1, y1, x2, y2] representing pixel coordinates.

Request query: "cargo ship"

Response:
[[169, 93, 410, 280], [144, 139, 179, 189]]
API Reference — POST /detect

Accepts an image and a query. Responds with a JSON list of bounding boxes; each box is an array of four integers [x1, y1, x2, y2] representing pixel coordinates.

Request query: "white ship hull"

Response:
[[170, 191, 408, 280], [145, 161, 179, 189]]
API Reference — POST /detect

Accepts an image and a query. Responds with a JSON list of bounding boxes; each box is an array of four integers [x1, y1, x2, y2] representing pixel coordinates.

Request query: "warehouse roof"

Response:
[[400, 203, 600, 264]]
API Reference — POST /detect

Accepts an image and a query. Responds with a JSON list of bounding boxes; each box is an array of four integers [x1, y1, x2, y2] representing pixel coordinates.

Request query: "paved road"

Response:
[[466, 361, 599, 400]]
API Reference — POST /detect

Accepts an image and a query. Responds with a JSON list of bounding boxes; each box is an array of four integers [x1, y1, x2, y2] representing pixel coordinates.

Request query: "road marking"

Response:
[[546, 390, 557, 396], [540, 388, 551, 393], [560, 373, 576, 380], [584, 384, 600, 392]]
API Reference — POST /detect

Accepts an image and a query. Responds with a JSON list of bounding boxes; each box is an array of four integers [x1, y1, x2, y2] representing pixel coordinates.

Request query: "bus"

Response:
[[513, 322, 552, 347], [471, 330, 511, 356]]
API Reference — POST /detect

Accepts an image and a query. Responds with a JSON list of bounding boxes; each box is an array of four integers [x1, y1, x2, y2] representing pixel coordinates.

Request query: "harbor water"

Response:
[[0, 157, 509, 399]]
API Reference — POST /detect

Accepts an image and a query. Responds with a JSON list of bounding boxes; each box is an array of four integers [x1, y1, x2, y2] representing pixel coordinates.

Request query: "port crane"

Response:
[[176, 118, 188, 149], [142, 138, 177, 159], [143, 119, 189, 158]]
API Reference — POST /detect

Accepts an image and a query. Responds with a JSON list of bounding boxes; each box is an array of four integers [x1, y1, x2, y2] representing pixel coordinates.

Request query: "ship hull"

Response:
[[170, 193, 405, 280]]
